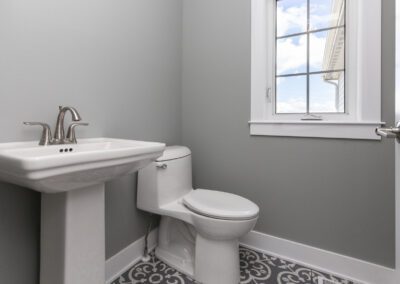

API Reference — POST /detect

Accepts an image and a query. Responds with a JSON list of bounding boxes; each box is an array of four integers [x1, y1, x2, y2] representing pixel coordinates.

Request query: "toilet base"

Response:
[[155, 247, 194, 277], [156, 217, 196, 277], [156, 216, 241, 284], [195, 234, 240, 284]]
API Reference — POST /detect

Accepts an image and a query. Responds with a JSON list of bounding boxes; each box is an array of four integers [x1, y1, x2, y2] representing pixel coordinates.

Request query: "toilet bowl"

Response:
[[137, 146, 259, 284]]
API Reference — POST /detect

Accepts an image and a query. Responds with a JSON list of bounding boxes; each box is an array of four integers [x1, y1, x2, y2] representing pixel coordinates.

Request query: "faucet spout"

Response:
[[54, 106, 82, 143]]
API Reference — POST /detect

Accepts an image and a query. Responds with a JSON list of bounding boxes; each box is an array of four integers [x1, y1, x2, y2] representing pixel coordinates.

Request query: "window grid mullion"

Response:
[[276, 25, 345, 40], [277, 69, 345, 78]]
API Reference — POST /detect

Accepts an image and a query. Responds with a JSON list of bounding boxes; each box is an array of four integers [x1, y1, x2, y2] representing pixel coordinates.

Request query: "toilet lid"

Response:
[[183, 189, 259, 220]]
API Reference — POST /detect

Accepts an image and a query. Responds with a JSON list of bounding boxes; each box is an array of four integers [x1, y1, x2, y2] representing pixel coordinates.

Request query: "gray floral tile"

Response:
[[111, 252, 199, 284], [311, 269, 358, 284], [111, 246, 357, 284], [240, 247, 312, 284]]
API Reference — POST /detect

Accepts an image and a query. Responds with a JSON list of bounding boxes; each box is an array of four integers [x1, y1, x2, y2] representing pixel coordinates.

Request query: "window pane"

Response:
[[310, 0, 345, 30], [309, 72, 345, 113], [276, 75, 307, 113], [309, 28, 345, 72], [277, 35, 307, 75], [277, 0, 307, 37]]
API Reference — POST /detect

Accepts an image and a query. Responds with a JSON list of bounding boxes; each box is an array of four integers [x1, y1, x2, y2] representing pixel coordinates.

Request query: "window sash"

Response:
[[274, 0, 347, 115]]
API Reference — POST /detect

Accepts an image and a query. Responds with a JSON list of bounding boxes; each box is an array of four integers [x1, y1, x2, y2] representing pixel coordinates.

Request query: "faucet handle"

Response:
[[23, 122, 53, 146], [66, 122, 89, 144]]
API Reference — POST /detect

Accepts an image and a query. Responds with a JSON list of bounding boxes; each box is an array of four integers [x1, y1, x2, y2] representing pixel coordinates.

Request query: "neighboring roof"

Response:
[[322, 0, 345, 80]]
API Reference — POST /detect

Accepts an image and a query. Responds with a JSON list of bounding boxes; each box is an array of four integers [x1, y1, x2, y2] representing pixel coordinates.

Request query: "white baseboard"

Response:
[[240, 230, 396, 284], [105, 228, 158, 284], [105, 228, 396, 284]]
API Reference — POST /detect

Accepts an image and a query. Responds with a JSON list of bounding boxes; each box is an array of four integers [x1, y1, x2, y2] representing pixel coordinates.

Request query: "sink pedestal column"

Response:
[[40, 184, 105, 284]]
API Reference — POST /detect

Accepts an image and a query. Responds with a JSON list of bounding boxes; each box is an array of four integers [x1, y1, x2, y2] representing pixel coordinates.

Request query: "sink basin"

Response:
[[0, 138, 165, 193], [0, 137, 165, 284]]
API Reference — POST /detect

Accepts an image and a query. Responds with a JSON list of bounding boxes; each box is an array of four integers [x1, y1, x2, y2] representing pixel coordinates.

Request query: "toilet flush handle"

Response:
[[156, 163, 168, 169]]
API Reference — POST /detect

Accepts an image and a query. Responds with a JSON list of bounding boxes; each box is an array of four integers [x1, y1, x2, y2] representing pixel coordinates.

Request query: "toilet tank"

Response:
[[137, 146, 193, 212]]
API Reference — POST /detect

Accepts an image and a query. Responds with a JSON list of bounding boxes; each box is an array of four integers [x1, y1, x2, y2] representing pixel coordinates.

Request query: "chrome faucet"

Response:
[[23, 122, 53, 146], [54, 106, 82, 143], [24, 106, 89, 146]]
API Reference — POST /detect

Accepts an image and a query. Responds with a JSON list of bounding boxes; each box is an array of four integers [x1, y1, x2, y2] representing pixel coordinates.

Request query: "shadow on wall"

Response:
[[0, 182, 41, 284], [0, 174, 160, 283], [105, 172, 160, 259]]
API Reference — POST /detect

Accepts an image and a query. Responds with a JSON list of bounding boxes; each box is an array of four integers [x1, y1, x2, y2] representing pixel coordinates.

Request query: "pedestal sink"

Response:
[[0, 138, 165, 284]]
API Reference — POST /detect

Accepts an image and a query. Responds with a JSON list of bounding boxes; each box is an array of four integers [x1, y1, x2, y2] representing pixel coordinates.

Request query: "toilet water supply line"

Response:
[[141, 214, 154, 262]]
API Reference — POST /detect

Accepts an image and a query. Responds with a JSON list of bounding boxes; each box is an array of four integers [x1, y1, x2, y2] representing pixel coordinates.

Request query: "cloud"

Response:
[[277, 4, 307, 36], [277, 36, 306, 75], [277, 97, 338, 113], [277, 33, 326, 76], [276, 98, 306, 113], [276, 1, 332, 77], [309, 33, 327, 70], [310, 101, 337, 112], [310, 1, 343, 30]]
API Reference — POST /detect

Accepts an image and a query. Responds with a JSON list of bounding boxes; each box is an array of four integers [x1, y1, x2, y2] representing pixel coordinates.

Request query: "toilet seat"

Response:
[[183, 189, 259, 220]]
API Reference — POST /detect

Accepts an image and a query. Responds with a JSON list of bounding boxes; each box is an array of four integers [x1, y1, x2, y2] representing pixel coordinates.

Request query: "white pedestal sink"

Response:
[[0, 138, 165, 284]]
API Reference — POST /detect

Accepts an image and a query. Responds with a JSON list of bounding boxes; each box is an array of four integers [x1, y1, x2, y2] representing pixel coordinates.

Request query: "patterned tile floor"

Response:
[[111, 246, 358, 284]]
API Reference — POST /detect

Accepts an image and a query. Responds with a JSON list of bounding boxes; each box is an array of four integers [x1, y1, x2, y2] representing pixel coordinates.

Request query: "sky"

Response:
[[275, 0, 345, 113]]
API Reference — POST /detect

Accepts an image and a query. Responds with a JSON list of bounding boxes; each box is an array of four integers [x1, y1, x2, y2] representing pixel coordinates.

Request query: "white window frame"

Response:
[[250, 0, 384, 140]]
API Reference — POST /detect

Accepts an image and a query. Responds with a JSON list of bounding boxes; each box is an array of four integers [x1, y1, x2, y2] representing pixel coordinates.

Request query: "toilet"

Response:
[[137, 146, 259, 284]]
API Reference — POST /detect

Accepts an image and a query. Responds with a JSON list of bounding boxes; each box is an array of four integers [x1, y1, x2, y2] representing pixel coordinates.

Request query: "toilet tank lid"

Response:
[[156, 146, 191, 162]]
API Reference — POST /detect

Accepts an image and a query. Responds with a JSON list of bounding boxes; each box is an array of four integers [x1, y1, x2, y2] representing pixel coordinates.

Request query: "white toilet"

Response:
[[137, 146, 259, 284]]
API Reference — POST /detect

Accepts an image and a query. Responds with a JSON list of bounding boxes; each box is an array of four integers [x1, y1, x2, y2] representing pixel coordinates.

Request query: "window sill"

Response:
[[249, 120, 385, 140]]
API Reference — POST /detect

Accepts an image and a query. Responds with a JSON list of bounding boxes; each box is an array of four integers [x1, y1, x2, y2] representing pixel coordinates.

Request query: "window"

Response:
[[250, 0, 383, 140]]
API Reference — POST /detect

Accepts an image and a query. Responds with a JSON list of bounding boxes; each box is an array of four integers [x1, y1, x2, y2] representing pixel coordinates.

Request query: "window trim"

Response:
[[250, 0, 384, 140]]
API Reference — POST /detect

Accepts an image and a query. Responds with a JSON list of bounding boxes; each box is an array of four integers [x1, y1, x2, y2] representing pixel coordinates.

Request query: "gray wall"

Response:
[[181, 0, 396, 268], [0, 1, 396, 283], [0, 0, 182, 283]]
